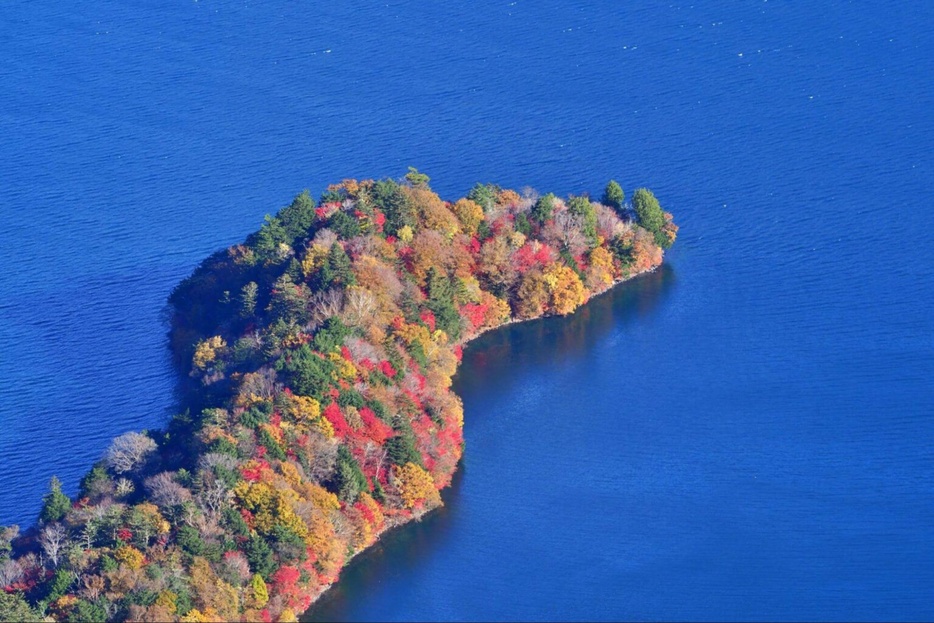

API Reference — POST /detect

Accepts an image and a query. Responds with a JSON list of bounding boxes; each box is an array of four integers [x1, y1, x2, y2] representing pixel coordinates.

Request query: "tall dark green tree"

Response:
[[276, 344, 335, 400], [515, 212, 532, 236], [328, 210, 362, 240], [372, 178, 415, 236], [631, 188, 668, 247], [257, 427, 286, 460], [467, 183, 499, 212], [42, 568, 74, 603], [245, 534, 277, 580], [39, 476, 70, 524], [399, 286, 421, 323], [531, 193, 556, 223], [70, 600, 107, 623], [319, 242, 356, 289], [251, 215, 290, 263], [176, 525, 205, 556], [385, 433, 422, 467], [333, 446, 368, 503], [425, 267, 461, 340], [277, 190, 317, 243], [318, 188, 343, 205], [284, 257, 303, 282], [78, 464, 112, 501], [0, 526, 16, 559], [267, 274, 310, 324], [312, 317, 352, 352], [0, 592, 41, 622], [239, 281, 258, 319], [602, 180, 625, 211], [610, 235, 636, 268]]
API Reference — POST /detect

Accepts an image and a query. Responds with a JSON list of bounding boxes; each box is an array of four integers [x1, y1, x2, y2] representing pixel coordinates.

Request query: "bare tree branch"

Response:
[[105, 432, 156, 475], [39, 523, 69, 568]]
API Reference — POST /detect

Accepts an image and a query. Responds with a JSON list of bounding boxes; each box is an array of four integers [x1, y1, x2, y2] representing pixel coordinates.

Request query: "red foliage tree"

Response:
[[322, 402, 352, 438]]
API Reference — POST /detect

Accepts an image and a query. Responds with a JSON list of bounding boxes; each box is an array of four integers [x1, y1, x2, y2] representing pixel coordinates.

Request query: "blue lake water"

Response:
[[1, 1, 932, 620]]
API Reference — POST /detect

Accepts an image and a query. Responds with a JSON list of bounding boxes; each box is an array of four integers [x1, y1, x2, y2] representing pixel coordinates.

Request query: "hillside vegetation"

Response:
[[1, 171, 676, 622]]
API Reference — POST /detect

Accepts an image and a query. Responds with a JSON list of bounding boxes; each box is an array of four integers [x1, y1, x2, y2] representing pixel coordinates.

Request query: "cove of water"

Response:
[[1, 1, 931, 620]]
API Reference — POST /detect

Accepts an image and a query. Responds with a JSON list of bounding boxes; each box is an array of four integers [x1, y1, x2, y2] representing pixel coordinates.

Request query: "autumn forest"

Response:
[[0, 171, 676, 622]]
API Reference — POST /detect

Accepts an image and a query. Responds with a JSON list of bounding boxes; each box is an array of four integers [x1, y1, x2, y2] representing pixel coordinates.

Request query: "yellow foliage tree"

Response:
[[486, 293, 512, 326], [50, 595, 79, 619], [397, 225, 414, 243], [455, 275, 482, 304], [279, 461, 303, 487], [394, 462, 441, 509], [304, 481, 340, 512], [279, 609, 299, 623], [192, 336, 226, 371], [211, 579, 240, 621], [187, 557, 217, 611], [259, 422, 284, 446], [403, 186, 460, 236], [301, 244, 329, 281], [288, 394, 321, 424], [114, 545, 145, 570], [304, 509, 342, 576], [327, 351, 357, 380], [233, 481, 308, 539], [180, 608, 207, 622], [426, 347, 458, 389], [544, 264, 586, 315], [509, 230, 527, 249], [311, 415, 335, 439], [327, 178, 361, 196], [515, 269, 550, 319], [408, 230, 455, 285], [586, 246, 616, 290], [393, 321, 433, 357], [251, 573, 269, 608], [154, 590, 178, 614], [357, 492, 385, 530], [348, 505, 374, 550], [451, 198, 484, 235], [186, 557, 239, 619], [132, 502, 169, 541], [662, 212, 679, 247]]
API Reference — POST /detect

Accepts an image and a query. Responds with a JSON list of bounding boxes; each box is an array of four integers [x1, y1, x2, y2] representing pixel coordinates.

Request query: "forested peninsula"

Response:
[[1, 171, 677, 622]]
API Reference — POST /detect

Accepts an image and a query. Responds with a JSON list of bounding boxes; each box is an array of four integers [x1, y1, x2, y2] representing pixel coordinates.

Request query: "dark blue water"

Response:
[[1, 1, 931, 620]]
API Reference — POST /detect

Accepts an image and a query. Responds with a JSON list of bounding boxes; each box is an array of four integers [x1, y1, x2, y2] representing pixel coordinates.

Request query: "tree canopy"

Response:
[[602, 180, 624, 211], [1, 172, 675, 623]]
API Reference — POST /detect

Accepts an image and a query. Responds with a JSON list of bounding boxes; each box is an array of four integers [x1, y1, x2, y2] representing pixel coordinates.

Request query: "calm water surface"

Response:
[[1, 1, 931, 620]]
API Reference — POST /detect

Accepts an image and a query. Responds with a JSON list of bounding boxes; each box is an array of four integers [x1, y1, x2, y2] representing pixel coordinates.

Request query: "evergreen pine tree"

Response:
[[602, 180, 625, 212], [426, 268, 461, 340], [39, 476, 70, 524], [320, 242, 356, 289]]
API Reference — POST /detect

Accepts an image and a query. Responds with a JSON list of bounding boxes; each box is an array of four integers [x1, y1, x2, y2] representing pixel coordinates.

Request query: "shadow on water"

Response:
[[302, 264, 675, 622], [455, 263, 676, 399], [303, 467, 466, 622]]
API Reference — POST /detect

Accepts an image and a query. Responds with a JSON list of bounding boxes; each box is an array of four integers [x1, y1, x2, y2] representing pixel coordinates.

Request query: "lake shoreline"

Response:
[[2, 176, 677, 622], [299, 257, 664, 615]]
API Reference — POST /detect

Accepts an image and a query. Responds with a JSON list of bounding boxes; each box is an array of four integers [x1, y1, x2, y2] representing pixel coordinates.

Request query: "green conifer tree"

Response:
[[602, 180, 625, 211], [39, 476, 70, 524], [320, 242, 356, 289]]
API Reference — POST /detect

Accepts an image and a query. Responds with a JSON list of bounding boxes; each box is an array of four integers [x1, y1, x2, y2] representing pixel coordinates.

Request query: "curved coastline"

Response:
[[1, 175, 676, 622], [299, 260, 664, 611], [304, 263, 675, 620]]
